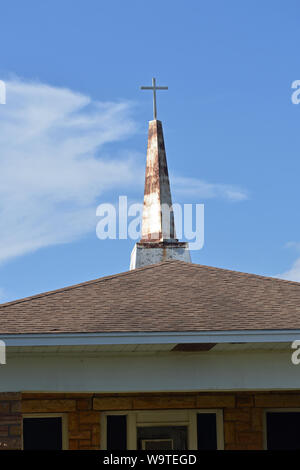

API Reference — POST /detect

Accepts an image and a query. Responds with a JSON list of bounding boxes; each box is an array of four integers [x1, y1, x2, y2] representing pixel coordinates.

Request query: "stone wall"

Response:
[[0, 392, 22, 450], [92, 391, 264, 450], [21, 391, 265, 450], [22, 393, 100, 450], [1, 391, 300, 450]]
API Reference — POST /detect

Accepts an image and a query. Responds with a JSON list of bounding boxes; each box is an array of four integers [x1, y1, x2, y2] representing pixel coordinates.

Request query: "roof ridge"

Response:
[[0, 260, 179, 309], [1, 259, 299, 310]]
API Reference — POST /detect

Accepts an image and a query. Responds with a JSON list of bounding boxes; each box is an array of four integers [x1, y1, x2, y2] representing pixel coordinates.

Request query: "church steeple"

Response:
[[141, 119, 176, 242], [130, 78, 191, 270]]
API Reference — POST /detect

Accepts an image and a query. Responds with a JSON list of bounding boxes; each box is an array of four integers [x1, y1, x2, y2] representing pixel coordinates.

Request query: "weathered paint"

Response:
[[130, 119, 191, 269], [130, 241, 191, 269], [141, 119, 176, 241]]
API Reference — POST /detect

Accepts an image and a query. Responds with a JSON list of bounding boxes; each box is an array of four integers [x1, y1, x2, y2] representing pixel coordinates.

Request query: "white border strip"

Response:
[[0, 329, 300, 346]]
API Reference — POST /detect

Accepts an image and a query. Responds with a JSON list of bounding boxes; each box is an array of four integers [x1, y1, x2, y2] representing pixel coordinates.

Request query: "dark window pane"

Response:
[[267, 412, 300, 450], [107, 415, 127, 450], [197, 413, 217, 450], [23, 417, 62, 450], [137, 425, 187, 450]]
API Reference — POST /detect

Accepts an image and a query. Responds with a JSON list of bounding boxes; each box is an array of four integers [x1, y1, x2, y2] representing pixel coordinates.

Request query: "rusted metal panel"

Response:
[[130, 119, 191, 269], [141, 120, 176, 242]]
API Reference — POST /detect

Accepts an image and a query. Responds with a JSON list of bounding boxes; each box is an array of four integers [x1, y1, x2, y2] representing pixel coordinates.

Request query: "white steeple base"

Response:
[[130, 241, 191, 270]]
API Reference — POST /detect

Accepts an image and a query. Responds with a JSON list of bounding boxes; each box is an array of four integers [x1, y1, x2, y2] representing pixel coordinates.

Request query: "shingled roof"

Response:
[[0, 260, 299, 334]]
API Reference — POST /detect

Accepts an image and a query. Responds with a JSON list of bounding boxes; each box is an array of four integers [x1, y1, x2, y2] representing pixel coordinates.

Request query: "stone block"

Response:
[[22, 399, 76, 413]]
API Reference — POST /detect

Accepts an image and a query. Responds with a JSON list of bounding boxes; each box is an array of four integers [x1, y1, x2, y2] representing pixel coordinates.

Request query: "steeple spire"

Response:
[[129, 79, 191, 269], [141, 119, 176, 242]]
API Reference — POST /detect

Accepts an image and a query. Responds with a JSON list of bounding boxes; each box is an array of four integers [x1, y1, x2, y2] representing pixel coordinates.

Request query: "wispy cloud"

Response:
[[285, 241, 300, 251], [277, 258, 300, 282], [0, 79, 139, 264], [276, 242, 300, 282], [172, 176, 248, 202], [0, 288, 5, 301], [0, 79, 248, 265]]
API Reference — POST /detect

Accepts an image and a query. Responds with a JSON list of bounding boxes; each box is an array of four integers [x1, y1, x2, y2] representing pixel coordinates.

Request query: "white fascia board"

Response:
[[0, 329, 300, 347]]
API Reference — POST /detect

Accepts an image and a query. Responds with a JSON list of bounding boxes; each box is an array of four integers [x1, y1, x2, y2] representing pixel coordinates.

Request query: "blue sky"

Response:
[[0, 0, 300, 302]]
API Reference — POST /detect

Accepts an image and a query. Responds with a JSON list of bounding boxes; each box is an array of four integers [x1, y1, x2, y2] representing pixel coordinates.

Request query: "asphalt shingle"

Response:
[[0, 260, 299, 334]]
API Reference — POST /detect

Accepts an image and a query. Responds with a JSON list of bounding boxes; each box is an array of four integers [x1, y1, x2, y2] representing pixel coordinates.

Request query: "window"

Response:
[[197, 413, 218, 450], [23, 414, 68, 450], [102, 410, 223, 450], [142, 439, 173, 450], [137, 426, 187, 450], [107, 415, 127, 450], [265, 410, 300, 450]]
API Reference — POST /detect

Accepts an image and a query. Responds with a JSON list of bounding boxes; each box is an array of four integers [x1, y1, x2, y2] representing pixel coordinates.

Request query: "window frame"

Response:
[[22, 413, 69, 450], [263, 408, 300, 450], [101, 409, 224, 450]]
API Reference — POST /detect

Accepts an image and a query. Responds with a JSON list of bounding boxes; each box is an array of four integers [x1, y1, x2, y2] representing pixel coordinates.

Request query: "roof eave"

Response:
[[0, 329, 299, 347]]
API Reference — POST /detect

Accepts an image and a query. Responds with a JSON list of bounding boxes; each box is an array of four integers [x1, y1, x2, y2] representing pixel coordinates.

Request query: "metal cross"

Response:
[[140, 77, 168, 120]]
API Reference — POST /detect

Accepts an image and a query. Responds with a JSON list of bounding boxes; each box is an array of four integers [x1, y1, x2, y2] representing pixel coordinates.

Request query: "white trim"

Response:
[[100, 409, 223, 450], [1, 329, 300, 347], [263, 407, 300, 450], [22, 413, 68, 450], [188, 411, 197, 450], [127, 412, 137, 450]]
